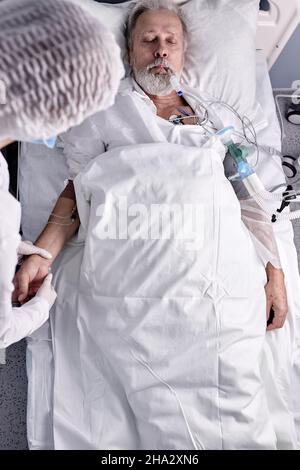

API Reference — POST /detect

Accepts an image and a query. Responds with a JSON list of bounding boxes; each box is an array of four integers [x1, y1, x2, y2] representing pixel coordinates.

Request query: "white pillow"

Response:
[[69, 0, 263, 123], [181, 0, 262, 122]]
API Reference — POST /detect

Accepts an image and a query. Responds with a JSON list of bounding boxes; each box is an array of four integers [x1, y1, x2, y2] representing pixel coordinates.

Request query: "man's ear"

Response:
[[128, 48, 133, 67]]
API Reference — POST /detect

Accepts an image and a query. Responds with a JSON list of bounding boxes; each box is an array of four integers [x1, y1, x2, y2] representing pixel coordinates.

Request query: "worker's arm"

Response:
[[13, 181, 79, 303], [13, 114, 107, 303], [0, 275, 56, 349], [0, 190, 56, 347]]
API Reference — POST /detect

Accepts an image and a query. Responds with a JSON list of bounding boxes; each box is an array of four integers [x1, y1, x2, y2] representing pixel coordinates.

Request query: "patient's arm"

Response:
[[239, 197, 288, 330], [13, 181, 79, 303], [35, 181, 79, 259], [224, 141, 288, 329]]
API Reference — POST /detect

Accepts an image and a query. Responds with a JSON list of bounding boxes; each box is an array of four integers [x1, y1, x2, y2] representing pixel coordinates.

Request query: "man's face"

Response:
[[129, 9, 185, 96]]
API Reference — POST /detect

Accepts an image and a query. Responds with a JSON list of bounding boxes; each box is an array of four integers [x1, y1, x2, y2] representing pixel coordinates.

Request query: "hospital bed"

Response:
[[8, 0, 300, 450]]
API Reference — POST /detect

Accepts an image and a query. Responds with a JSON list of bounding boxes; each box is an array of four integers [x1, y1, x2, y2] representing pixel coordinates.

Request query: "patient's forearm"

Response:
[[34, 189, 79, 263], [266, 261, 284, 280]]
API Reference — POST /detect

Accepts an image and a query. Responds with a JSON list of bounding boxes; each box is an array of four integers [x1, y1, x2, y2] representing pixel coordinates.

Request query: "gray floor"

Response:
[[275, 89, 300, 272], [0, 341, 28, 450]]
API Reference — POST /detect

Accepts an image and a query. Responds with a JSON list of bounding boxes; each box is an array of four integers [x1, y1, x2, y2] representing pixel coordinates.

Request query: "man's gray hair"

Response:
[[125, 0, 187, 51]]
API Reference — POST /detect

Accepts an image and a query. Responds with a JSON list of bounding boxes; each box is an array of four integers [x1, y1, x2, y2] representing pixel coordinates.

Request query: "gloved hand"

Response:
[[18, 241, 52, 260], [35, 273, 57, 308]]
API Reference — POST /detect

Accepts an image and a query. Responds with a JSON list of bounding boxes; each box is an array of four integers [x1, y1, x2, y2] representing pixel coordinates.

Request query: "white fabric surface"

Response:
[[57, 76, 279, 270], [55, 78, 299, 449], [240, 198, 282, 269], [19, 143, 69, 242], [43, 137, 278, 450], [61, 139, 275, 449], [0, 151, 9, 192]]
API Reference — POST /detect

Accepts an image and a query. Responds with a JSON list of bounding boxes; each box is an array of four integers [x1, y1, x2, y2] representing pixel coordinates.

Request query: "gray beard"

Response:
[[133, 59, 176, 96], [134, 68, 174, 96]]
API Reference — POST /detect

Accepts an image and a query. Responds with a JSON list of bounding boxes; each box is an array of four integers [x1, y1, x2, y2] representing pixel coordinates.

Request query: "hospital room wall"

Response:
[[270, 23, 300, 88]]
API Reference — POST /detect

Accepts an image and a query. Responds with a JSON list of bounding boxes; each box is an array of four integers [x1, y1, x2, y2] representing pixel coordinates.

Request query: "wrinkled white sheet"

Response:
[[23, 53, 300, 449], [44, 139, 279, 449]]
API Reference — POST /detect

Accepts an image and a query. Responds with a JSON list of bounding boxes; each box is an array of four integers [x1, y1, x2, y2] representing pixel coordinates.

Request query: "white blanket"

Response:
[[36, 139, 285, 450], [23, 55, 300, 450]]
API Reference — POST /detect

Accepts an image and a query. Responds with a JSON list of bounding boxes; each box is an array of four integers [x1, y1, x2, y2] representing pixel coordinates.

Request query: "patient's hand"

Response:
[[13, 254, 51, 304], [265, 263, 288, 331]]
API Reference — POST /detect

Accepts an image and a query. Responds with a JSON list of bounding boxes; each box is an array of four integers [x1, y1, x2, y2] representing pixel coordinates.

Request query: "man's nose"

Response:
[[154, 46, 168, 59]]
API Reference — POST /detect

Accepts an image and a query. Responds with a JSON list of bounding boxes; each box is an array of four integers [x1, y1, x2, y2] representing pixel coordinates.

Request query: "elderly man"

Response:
[[14, 0, 293, 450]]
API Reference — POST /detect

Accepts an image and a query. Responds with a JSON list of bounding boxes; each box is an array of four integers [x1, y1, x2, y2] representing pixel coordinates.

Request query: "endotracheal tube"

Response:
[[170, 74, 184, 97]]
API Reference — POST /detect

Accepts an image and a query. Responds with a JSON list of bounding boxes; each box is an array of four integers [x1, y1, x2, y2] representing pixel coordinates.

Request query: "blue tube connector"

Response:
[[217, 127, 253, 180]]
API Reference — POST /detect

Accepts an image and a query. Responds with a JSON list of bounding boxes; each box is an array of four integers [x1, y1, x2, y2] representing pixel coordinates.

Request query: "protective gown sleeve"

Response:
[[239, 196, 282, 269], [0, 190, 49, 349], [223, 152, 282, 269]]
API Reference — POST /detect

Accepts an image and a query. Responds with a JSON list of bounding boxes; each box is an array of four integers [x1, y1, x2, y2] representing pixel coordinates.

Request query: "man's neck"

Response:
[[145, 91, 185, 111]]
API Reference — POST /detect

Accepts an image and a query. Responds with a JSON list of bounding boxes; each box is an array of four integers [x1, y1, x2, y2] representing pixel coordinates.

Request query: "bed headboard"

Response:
[[257, 0, 300, 70]]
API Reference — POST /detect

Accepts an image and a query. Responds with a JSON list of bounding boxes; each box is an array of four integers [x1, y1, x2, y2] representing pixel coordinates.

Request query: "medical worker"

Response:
[[0, 0, 124, 348]]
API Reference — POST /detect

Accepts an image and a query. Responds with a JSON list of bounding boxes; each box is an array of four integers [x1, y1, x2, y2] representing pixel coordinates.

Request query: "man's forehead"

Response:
[[143, 29, 177, 35], [135, 10, 183, 34]]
